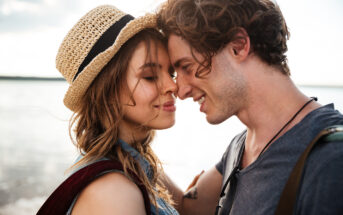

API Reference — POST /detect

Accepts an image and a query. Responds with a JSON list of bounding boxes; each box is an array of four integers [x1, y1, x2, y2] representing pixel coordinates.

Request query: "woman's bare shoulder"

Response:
[[71, 172, 147, 215]]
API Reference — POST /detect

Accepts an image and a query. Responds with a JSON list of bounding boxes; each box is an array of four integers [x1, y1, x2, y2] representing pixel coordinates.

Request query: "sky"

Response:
[[0, 0, 342, 86]]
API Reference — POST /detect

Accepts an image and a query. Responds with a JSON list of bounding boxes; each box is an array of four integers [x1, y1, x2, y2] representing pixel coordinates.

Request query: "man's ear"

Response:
[[227, 28, 250, 62]]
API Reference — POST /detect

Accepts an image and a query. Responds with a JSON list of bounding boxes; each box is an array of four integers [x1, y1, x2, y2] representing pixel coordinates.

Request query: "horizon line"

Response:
[[0, 75, 342, 88], [0, 75, 65, 81]]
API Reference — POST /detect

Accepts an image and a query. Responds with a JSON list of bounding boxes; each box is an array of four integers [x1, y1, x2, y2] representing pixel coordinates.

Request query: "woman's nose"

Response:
[[162, 74, 178, 95], [176, 73, 192, 100]]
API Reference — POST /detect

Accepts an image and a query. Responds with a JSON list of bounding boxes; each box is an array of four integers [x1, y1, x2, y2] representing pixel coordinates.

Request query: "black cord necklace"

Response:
[[215, 97, 318, 215], [258, 97, 318, 157]]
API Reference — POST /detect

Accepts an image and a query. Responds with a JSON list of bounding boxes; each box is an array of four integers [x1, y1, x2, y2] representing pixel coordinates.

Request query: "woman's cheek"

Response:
[[139, 84, 159, 101]]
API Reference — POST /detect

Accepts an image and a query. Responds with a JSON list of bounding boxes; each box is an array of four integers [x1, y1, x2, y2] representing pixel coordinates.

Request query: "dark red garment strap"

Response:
[[275, 125, 343, 215], [36, 160, 151, 215]]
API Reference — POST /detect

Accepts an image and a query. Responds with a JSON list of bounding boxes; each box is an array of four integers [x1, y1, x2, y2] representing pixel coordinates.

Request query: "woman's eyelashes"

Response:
[[143, 73, 174, 82], [140, 67, 157, 82], [140, 62, 175, 82]]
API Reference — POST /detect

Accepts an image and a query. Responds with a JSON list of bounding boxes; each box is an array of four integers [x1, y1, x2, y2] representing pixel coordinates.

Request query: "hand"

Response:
[[186, 170, 205, 191]]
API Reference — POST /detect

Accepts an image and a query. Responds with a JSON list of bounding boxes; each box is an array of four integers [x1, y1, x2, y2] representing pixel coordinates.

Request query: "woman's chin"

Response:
[[150, 118, 175, 130]]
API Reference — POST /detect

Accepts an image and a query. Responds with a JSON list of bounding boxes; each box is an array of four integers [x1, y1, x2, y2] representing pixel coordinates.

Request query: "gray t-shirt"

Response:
[[216, 104, 343, 214]]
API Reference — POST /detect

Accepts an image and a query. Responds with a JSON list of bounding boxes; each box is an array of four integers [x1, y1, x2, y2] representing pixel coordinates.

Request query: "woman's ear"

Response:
[[227, 28, 250, 62]]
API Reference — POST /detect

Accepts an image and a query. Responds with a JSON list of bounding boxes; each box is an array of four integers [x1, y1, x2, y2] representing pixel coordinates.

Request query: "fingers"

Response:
[[186, 170, 205, 191]]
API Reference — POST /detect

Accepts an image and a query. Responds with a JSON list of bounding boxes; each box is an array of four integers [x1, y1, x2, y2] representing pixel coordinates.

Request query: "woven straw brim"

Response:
[[63, 13, 157, 111]]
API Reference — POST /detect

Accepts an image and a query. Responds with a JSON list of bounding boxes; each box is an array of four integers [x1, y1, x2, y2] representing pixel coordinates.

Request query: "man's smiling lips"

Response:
[[197, 96, 205, 105], [194, 95, 206, 112]]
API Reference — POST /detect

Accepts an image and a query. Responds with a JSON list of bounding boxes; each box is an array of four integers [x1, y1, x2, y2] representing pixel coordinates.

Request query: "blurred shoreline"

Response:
[[1, 76, 342, 88], [0, 79, 342, 215], [0, 76, 65, 81]]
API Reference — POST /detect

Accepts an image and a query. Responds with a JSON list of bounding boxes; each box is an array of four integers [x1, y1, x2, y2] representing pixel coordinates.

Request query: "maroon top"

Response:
[[37, 159, 151, 215]]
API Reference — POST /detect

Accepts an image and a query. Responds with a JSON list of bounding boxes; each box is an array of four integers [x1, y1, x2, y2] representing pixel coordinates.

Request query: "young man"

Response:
[[157, 0, 343, 214]]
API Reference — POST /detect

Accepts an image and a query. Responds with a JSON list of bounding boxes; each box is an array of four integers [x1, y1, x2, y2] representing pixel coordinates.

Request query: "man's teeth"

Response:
[[198, 96, 205, 105]]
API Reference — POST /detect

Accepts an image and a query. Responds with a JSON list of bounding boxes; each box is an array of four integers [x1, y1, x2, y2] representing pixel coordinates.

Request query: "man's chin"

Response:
[[206, 114, 227, 125]]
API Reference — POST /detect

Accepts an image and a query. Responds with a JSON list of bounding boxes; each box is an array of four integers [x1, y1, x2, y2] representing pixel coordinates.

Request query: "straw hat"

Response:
[[56, 5, 157, 111]]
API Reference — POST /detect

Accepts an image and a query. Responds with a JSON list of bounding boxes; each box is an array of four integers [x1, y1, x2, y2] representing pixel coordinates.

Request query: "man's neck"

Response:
[[236, 65, 321, 168]]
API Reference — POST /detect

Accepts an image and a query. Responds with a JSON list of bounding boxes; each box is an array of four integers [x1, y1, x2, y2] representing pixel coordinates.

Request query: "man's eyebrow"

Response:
[[139, 62, 162, 70]]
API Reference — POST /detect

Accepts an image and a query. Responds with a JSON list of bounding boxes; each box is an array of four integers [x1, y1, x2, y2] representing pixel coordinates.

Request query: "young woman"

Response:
[[37, 5, 179, 215]]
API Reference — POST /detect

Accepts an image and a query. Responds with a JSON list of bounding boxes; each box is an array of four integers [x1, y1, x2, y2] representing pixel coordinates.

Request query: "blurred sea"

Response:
[[0, 80, 342, 215]]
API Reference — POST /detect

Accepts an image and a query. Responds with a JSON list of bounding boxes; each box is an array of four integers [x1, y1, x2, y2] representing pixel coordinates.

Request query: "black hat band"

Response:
[[73, 14, 134, 82]]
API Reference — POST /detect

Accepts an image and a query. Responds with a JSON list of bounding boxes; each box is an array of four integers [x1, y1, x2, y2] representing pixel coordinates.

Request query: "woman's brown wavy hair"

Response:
[[69, 28, 173, 206], [157, 0, 290, 75]]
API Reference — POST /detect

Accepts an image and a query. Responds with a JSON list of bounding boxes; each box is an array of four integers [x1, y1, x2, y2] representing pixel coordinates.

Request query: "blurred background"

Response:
[[0, 0, 342, 214]]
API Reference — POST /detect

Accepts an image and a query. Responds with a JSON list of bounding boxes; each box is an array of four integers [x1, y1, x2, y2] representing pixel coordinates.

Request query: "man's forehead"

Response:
[[168, 35, 205, 67], [168, 33, 187, 42], [168, 34, 190, 50]]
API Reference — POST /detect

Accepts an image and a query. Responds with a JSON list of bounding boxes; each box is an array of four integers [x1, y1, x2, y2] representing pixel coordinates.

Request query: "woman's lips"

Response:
[[154, 101, 176, 112], [160, 101, 176, 112]]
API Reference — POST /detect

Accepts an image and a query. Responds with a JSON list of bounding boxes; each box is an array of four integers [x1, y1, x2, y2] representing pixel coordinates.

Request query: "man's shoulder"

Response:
[[306, 139, 343, 170], [300, 124, 343, 193], [229, 130, 247, 149], [297, 135, 343, 214], [216, 130, 246, 175], [289, 104, 343, 146], [222, 130, 246, 159], [307, 103, 343, 124], [305, 124, 343, 170]]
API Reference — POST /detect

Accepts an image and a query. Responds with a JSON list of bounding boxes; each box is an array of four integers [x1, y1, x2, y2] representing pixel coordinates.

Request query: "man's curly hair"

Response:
[[157, 0, 290, 75]]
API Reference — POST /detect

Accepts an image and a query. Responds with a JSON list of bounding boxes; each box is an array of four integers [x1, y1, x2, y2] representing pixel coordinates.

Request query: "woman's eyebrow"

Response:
[[139, 62, 162, 70]]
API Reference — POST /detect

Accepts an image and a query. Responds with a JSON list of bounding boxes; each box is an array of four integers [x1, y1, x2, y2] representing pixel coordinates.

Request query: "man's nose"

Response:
[[176, 74, 192, 100]]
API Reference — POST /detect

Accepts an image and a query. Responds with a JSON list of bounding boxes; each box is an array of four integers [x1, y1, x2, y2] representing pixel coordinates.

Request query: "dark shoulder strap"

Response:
[[275, 125, 343, 215], [37, 160, 151, 215]]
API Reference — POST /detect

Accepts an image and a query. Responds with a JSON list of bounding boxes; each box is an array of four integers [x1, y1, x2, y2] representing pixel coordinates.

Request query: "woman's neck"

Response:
[[119, 120, 151, 145]]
